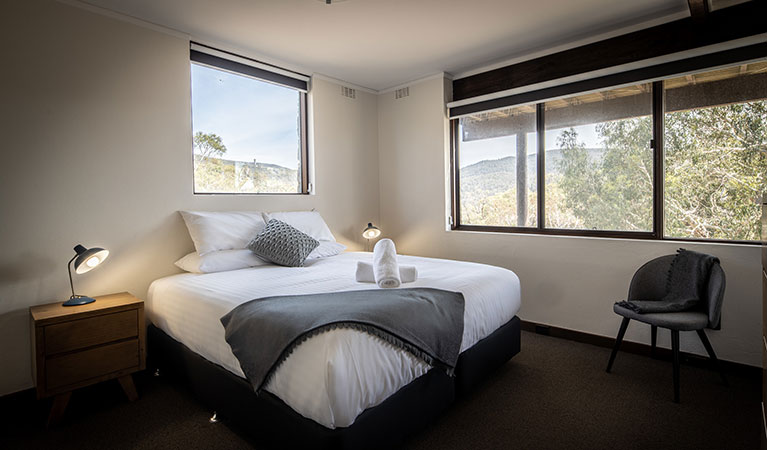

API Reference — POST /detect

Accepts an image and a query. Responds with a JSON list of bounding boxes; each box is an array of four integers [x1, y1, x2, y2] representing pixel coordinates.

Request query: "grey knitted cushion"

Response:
[[247, 219, 319, 267]]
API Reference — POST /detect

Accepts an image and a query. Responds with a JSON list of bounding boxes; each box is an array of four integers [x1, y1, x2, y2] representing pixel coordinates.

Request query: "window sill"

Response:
[[449, 225, 760, 248]]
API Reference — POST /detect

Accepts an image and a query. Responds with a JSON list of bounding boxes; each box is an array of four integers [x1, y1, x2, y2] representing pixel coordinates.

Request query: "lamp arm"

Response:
[[67, 254, 78, 298]]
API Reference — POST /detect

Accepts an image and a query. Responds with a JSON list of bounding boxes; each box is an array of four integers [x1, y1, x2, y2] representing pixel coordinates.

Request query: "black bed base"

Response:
[[148, 315, 521, 449]]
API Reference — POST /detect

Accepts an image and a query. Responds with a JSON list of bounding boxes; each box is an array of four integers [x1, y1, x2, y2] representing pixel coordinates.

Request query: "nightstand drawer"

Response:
[[45, 310, 138, 355], [46, 339, 139, 390]]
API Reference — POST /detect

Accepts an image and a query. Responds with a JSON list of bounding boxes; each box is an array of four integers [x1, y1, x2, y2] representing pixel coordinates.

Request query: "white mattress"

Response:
[[147, 252, 520, 429]]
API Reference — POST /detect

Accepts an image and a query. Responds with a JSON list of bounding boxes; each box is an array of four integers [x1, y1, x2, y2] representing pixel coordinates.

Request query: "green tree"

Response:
[[555, 101, 766, 240], [193, 132, 230, 192], [664, 101, 767, 240], [555, 118, 653, 232]]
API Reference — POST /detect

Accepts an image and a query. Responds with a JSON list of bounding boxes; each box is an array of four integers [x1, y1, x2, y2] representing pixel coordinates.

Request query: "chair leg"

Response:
[[671, 330, 680, 403], [651, 325, 657, 358], [696, 329, 729, 387], [606, 318, 630, 373]]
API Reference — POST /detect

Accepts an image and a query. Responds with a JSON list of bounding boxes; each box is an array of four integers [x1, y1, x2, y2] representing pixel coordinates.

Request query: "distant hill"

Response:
[[194, 155, 299, 193], [460, 148, 602, 202]]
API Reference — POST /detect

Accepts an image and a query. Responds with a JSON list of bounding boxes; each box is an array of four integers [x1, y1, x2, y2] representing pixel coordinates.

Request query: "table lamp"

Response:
[[362, 223, 381, 251], [64, 244, 109, 306]]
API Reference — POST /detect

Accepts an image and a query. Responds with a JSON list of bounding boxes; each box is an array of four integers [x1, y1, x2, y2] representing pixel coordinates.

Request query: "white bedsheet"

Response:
[[147, 252, 520, 429]]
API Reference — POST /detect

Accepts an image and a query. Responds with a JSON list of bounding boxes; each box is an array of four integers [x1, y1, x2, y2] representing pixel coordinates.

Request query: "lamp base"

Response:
[[63, 295, 96, 307]]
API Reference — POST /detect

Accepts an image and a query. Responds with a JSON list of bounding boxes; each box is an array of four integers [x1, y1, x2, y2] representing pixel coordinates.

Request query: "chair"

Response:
[[605, 254, 728, 402]]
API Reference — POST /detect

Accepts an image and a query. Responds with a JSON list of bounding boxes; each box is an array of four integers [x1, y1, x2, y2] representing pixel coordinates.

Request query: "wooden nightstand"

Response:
[[30, 292, 146, 425]]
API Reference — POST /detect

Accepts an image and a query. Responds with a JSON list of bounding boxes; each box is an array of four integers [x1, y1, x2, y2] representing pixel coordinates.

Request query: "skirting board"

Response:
[[521, 320, 761, 378]]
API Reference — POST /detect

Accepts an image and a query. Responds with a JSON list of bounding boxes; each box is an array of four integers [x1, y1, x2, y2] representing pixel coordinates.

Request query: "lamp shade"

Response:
[[362, 223, 381, 239], [73, 244, 109, 274]]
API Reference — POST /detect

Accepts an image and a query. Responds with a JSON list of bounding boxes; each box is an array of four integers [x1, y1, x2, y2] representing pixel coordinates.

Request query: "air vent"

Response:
[[341, 86, 356, 99], [395, 87, 409, 99]]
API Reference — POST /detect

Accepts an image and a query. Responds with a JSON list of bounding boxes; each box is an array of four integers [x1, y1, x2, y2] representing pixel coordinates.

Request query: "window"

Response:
[[544, 84, 653, 232], [458, 106, 538, 227], [664, 64, 767, 241], [190, 45, 309, 194], [452, 61, 767, 242]]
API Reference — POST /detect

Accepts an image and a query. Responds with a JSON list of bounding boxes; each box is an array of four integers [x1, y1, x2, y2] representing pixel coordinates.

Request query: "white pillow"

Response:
[[175, 249, 270, 273], [264, 211, 335, 242], [180, 211, 266, 255], [307, 241, 346, 260]]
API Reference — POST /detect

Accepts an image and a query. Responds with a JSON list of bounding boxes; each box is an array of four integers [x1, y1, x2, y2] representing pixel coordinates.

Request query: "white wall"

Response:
[[0, 0, 380, 396], [377, 76, 762, 367]]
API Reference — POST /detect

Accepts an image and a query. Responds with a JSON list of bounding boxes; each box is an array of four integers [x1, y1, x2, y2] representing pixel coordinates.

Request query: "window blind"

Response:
[[190, 42, 310, 92]]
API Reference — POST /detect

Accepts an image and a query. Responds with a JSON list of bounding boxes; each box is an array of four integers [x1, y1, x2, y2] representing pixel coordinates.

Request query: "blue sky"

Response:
[[191, 63, 301, 170], [459, 125, 601, 168]]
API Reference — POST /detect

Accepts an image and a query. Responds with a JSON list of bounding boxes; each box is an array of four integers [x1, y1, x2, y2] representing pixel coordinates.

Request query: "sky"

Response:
[[191, 63, 301, 170], [459, 125, 601, 168]]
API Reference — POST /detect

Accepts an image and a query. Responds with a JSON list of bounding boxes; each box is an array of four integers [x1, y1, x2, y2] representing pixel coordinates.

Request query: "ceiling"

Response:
[[79, 0, 691, 91]]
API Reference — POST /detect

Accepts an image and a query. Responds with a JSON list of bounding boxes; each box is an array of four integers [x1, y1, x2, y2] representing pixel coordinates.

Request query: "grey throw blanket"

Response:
[[220, 287, 465, 393], [616, 248, 719, 314]]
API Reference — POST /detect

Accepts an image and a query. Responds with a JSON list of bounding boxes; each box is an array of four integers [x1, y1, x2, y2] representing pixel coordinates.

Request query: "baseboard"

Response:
[[521, 320, 761, 378], [0, 387, 36, 405]]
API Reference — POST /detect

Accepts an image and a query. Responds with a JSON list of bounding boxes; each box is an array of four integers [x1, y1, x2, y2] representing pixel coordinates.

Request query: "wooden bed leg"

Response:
[[47, 391, 72, 427], [118, 375, 139, 402]]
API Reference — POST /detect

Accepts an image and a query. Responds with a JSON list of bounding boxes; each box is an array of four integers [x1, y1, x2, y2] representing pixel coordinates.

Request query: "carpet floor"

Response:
[[1, 331, 759, 450]]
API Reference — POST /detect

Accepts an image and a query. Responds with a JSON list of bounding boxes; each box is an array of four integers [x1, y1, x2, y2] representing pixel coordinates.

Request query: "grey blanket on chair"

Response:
[[220, 287, 465, 393], [616, 248, 719, 314]]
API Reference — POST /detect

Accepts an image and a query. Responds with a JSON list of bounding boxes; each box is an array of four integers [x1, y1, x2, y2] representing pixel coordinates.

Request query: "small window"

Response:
[[458, 105, 538, 227], [663, 63, 767, 241], [190, 45, 309, 194]]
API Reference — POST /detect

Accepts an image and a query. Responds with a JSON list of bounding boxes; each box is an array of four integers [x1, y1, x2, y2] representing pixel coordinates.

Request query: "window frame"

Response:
[[450, 69, 764, 245], [190, 44, 311, 195]]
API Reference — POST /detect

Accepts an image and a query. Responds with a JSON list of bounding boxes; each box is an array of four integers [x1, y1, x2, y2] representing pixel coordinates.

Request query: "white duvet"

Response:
[[147, 252, 520, 429]]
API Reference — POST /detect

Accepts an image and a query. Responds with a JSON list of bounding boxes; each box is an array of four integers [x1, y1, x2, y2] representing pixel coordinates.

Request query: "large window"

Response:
[[452, 61, 767, 242], [190, 45, 309, 194]]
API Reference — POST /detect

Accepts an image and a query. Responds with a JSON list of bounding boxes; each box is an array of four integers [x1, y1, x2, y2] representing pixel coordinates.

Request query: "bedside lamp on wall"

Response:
[[362, 223, 381, 251], [64, 244, 109, 306]]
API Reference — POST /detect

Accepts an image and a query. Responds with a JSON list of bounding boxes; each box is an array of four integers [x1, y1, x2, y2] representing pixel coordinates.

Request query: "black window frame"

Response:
[[190, 43, 310, 195], [450, 52, 767, 245]]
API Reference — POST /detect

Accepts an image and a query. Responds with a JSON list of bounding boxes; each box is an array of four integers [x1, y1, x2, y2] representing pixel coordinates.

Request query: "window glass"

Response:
[[664, 62, 767, 241], [458, 106, 538, 227], [191, 63, 304, 194], [544, 84, 653, 231]]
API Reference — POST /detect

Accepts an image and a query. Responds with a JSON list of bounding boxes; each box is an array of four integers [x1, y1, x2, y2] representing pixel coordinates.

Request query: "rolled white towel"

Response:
[[373, 238, 400, 288], [355, 261, 417, 284]]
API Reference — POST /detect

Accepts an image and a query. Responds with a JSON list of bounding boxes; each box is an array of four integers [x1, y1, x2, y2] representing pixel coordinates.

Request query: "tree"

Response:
[[663, 101, 767, 240], [194, 131, 227, 162], [553, 118, 654, 232], [555, 101, 766, 240]]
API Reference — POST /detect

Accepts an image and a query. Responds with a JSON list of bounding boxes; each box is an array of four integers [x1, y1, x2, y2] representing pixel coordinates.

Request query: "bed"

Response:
[[147, 251, 521, 448]]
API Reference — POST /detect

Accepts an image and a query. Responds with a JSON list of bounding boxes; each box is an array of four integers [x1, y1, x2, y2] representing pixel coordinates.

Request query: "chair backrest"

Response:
[[627, 254, 726, 329]]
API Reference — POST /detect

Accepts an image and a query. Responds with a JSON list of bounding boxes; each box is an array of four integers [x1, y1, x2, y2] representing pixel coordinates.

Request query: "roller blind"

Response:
[[190, 42, 310, 92]]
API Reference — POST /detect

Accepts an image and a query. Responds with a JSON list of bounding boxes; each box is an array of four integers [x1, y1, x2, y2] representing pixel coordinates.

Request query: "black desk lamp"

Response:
[[64, 244, 109, 306], [362, 223, 381, 251]]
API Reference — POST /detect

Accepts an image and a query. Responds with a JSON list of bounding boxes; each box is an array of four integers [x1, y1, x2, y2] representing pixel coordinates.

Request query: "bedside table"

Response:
[[30, 292, 146, 425]]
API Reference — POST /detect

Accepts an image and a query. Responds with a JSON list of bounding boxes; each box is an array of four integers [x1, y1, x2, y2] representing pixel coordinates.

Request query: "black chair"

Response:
[[605, 255, 728, 402]]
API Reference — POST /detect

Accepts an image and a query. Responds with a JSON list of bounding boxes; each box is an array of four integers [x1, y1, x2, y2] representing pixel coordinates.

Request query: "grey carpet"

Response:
[[1, 331, 759, 450]]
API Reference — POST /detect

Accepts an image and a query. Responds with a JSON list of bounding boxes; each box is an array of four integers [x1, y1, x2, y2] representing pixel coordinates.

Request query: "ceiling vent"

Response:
[[395, 87, 410, 99], [341, 86, 356, 99]]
